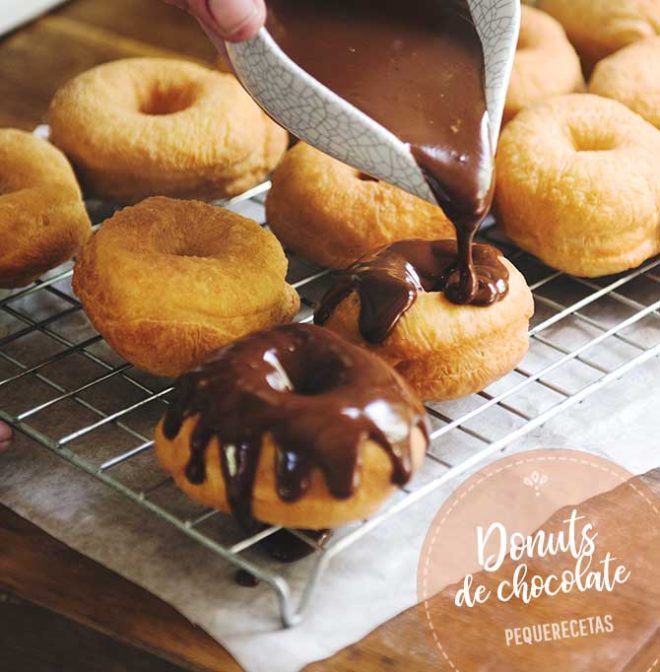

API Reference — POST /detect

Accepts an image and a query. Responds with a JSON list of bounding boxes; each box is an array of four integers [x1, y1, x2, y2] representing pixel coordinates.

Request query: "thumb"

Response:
[[188, 0, 266, 42], [0, 421, 13, 453]]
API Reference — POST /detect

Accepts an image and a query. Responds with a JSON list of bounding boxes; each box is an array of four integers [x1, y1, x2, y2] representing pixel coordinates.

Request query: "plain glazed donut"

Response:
[[536, 0, 660, 70], [496, 94, 660, 277], [49, 58, 288, 203], [0, 129, 91, 288], [154, 324, 428, 529], [504, 6, 584, 123], [73, 197, 300, 377], [266, 143, 455, 269], [589, 37, 660, 128], [315, 240, 534, 401]]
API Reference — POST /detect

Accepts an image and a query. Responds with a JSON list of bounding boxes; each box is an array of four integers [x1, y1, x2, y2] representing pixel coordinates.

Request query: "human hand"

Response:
[[0, 421, 13, 453], [163, 0, 266, 44]]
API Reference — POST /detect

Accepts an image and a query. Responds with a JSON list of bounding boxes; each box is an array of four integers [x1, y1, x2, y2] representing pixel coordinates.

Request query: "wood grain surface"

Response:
[[0, 0, 215, 131], [0, 501, 438, 672]]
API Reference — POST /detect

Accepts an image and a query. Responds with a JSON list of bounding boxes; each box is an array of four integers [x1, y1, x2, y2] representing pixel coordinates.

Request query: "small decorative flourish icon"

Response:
[[523, 471, 549, 496]]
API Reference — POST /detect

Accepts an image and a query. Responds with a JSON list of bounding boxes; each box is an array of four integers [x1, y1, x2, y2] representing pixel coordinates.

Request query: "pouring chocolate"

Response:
[[266, 0, 505, 305]]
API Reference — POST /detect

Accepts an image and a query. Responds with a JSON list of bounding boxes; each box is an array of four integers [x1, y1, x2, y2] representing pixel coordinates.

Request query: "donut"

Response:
[[496, 94, 660, 277], [154, 324, 429, 529], [589, 37, 660, 128], [314, 240, 534, 401], [73, 197, 300, 377], [536, 0, 660, 70], [265, 143, 455, 269], [504, 6, 584, 123], [0, 129, 91, 288], [49, 58, 288, 203]]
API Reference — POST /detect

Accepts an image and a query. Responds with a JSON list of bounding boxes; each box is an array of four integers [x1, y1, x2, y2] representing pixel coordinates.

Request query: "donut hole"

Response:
[[139, 85, 197, 116], [175, 245, 210, 258], [569, 127, 618, 152], [166, 240, 215, 258], [283, 350, 347, 396], [293, 368, 344, 395], [163, 229, 226, 258]]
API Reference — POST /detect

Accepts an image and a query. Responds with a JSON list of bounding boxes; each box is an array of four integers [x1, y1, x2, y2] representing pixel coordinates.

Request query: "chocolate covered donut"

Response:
[[316, 240, 533, 401], [155, 324, 429, 530]]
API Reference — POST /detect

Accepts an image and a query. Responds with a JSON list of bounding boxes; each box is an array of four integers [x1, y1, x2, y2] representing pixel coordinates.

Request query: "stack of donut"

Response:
[[3, 0, 658, 531], [3, 57, 298, 374], [0, 56, 438, 530]]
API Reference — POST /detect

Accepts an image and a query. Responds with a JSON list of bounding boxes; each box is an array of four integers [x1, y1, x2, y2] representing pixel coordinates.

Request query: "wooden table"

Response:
[[0, 2, 437, 669]]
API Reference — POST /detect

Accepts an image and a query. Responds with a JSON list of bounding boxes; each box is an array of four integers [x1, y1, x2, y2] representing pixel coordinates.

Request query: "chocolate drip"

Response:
[[235, 569, 259, 587], [261, 528, 333, 562], [233, 529, 332, 587], [162, 324, 428, 529], [266, 0, 503, 304], [315, 240, 509, 343]]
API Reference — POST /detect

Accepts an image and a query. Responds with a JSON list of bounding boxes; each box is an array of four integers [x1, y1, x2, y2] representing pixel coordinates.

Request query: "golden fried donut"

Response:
[[589, 36, 660, 128], [73, 197, 300, 377], [504, 6, 584, 123], [536, 0, 660, 70], [49, 58, 287, 203], [315, 240, 534, 401], [265, 143, 455, 269], [154, 324, 428, 529], [0, 129, 91, 288], [496, 94, 660, 277]]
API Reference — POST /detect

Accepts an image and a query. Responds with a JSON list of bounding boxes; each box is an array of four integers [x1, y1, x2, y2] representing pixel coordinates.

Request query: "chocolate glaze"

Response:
[[261, 528, 333, 562], [266, 0, 505, 304], [233, 529, 332, 587], [162, 324, 428, 529], [235, 569, 259, 587], [315, 239, 509, 343]]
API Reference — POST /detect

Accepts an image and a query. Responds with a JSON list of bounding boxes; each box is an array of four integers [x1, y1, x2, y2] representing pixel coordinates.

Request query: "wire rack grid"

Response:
[[1, 181, 658, 627]]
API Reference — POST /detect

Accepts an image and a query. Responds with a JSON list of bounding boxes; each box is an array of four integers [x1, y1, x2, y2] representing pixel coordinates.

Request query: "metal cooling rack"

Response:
[[1, 181, 658, 627]]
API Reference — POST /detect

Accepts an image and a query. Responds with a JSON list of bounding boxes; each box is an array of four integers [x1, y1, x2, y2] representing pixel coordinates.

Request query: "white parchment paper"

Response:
[[1, 353, 658, 672]]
